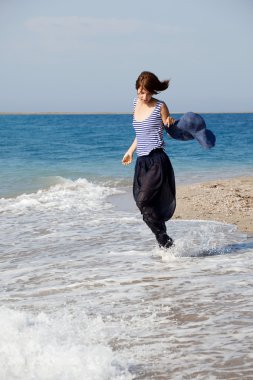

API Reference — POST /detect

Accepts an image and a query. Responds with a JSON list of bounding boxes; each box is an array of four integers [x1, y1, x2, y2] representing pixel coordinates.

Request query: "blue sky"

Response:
[[0, 0, 252, 112]]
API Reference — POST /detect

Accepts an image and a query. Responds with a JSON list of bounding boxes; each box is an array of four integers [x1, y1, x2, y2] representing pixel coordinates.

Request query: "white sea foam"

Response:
[[0, 307, 131, 380], [0, 177, 122, 215]]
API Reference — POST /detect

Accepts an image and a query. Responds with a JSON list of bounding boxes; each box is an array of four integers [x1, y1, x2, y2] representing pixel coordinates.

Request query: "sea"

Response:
[[0, 113, 253, 380]]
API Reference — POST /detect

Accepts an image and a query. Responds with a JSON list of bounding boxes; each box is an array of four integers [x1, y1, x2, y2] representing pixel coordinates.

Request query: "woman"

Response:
[[122, 71, 176, 248]]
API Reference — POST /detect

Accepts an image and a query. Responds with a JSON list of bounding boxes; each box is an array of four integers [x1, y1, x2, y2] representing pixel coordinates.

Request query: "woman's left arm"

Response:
[[161, 102, 175, 127]]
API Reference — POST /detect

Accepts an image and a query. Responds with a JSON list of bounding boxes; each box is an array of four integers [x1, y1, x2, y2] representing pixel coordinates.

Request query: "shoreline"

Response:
[[110, 176, 253, 235], [174, 176, 253, 235]]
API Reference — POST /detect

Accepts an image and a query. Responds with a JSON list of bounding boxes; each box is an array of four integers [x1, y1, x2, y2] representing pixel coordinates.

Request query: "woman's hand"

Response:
[[122, 151, 133, 165], [122, 138, 137, 165], [165, 116, 175, 127]]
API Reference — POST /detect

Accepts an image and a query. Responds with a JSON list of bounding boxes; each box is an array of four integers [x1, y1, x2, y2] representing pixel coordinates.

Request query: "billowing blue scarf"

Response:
[[164, 112, 216, 149]]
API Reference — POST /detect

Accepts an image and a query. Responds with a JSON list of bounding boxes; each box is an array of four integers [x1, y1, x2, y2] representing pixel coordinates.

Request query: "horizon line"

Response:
[[0, 111, 253, 115]]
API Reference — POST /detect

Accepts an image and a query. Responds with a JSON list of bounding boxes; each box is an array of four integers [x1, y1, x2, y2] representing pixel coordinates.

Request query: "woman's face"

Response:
[[137, 87, 153, 104]]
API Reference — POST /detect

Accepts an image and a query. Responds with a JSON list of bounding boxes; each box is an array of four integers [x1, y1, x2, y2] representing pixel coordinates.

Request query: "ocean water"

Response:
[[0, 113, 253, 380]]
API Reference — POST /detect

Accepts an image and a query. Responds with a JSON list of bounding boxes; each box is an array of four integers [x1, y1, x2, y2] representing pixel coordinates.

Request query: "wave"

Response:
[[0, 177, 123, 215], [0, 306, 131, 380]]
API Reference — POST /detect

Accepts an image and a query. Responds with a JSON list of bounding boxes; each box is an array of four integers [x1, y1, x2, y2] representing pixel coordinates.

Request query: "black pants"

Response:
[[133, 148, 176, 243]]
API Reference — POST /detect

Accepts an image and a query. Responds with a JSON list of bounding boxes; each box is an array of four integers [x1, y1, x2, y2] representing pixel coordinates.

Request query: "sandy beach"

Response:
[[174, 176, 253, 235]]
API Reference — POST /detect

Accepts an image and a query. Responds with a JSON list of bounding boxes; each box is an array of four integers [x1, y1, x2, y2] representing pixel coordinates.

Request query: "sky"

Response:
[[0, 0, 252, 113]]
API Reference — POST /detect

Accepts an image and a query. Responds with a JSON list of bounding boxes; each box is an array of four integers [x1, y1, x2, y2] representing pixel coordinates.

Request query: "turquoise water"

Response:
[[0, 113, 252, 197], [0, 113, 253, 380]]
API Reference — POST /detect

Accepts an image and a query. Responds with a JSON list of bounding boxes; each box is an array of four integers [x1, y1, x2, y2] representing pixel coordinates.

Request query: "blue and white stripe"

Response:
[[133, 98, 165, 157]]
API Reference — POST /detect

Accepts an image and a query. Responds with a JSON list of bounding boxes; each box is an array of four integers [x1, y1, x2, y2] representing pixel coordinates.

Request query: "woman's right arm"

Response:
[[122, 137, 137, 165]]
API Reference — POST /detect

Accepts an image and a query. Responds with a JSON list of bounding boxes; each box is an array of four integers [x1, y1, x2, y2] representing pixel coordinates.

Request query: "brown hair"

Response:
[[135, 71, 170, 94]]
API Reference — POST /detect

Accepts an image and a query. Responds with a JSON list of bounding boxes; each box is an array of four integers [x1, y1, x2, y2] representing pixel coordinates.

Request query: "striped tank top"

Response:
[[133, 98, 165, 157]]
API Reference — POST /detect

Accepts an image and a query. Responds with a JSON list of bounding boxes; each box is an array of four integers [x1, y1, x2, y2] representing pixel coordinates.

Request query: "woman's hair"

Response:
[[135, 71, 170, 94]]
